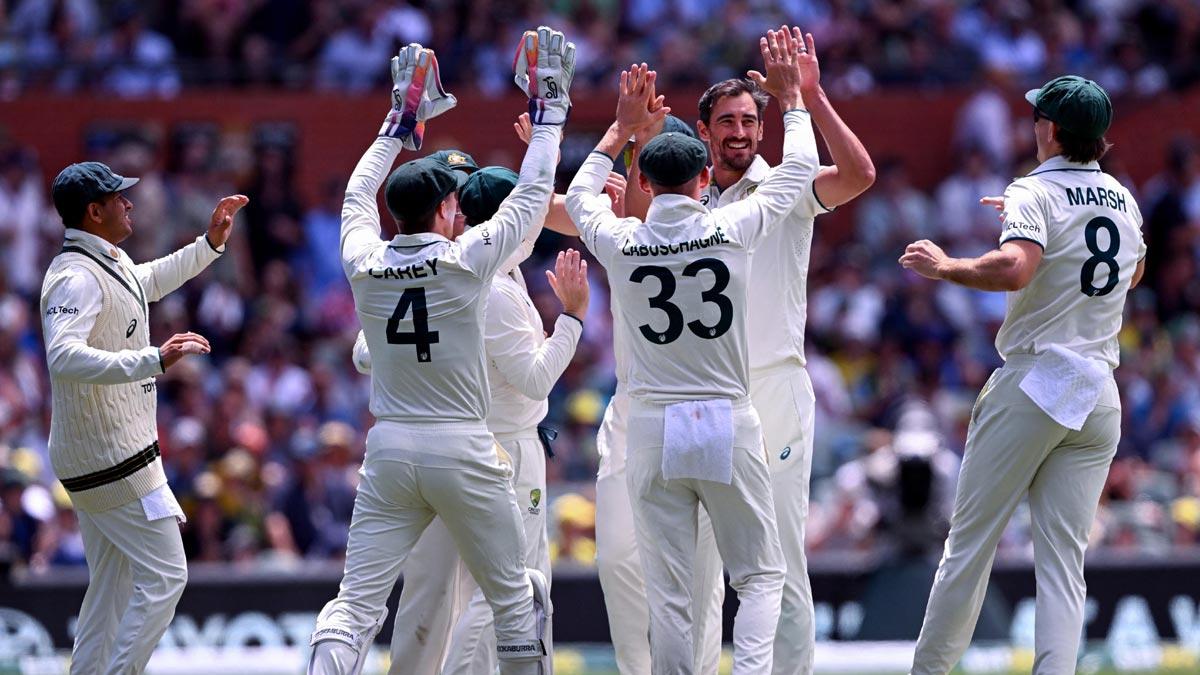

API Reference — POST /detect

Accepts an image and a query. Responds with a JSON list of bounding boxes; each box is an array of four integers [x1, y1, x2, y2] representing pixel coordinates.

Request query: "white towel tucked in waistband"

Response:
[[662, 399, 734, 484], [1018, 345, 1109, 431]]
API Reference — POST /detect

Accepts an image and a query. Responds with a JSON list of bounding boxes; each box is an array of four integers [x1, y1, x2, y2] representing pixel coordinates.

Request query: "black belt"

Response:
[[60, 441, 161, 492], [537, 426, 558, 460]]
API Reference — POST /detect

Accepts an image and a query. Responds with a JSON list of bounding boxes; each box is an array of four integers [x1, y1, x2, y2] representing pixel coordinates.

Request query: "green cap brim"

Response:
[[451, 170, 470, 189], [116, 177, 140, 192], [1024, 89, 1040, 107]]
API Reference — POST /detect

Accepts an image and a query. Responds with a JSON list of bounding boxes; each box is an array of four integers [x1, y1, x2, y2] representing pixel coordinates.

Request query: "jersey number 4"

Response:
[[1081, 216, 1120, 297], [630, 258, 734, 345], [386, 287, 440, 362]]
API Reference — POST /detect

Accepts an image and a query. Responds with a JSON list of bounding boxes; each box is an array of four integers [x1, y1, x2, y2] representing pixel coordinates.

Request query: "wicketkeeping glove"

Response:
[[512, 26, 576, 126], [379, 43, 457, 150]]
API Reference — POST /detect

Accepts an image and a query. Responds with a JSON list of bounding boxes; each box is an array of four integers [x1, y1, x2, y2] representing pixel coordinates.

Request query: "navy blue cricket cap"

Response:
[[384, 158, 459, 225], [638, 132, 709, 187], [51, 161, 139, 226]]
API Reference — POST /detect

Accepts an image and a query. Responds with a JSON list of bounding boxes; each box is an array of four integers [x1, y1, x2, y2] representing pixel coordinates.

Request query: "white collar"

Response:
[[713, 155, 772, 196], [388, 231, 451, 249], [1027, 155, 1101, 176], [63, 228, 122, 262], [646, 194, 709, 224]]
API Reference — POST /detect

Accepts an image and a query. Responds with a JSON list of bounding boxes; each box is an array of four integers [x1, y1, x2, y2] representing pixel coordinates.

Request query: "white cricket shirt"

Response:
[[341, 127, 559, 433], [567, 110, 818, 403], [703, 156, 831, 374], [994, 155, 1146, 368]]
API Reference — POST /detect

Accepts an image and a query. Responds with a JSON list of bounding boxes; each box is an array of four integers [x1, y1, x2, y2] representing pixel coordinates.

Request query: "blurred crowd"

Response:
[[1, 0, 1199, 99], [2, 1, 1200, 578]]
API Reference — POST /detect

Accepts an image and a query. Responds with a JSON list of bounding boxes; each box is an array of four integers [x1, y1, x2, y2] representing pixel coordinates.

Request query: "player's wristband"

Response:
[[562, 312, 584, 326]]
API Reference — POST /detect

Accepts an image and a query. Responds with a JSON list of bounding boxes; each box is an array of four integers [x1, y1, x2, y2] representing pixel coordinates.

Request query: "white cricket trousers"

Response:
[[310, 422, 539, 675], [749, 365, 817, 675], [389, 433, 551, 675], [911, 358, 1121, 675], [595, 390, 724, 675], [72, 497, 187, 675], [626, 397, 785, 675]]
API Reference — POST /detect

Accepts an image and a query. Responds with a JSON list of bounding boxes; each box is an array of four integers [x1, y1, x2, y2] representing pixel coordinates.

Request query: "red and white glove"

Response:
[[512, 26, 576, 126], [379, 43, 457, 150]]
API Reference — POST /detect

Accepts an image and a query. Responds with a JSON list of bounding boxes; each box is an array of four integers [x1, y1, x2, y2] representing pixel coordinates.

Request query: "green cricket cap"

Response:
[[1025, 75, 1113, 140], [661, 114, 697, 139], [51, 161, 139, 226], [384, 158, 459, 225], [428, 149, 479, 187], [460, 166, 518, 226], [638, 132, 708, 187]]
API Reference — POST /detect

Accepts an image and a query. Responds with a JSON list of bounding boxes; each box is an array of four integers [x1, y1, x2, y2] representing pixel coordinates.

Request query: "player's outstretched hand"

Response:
[[514, 26, 576, 125], [899, 239, 949, 280], [547, 249, 589, 319], [747, 26, 809, 110], [160, 332, 211, 370], [604, 171, 627, 217], [380, 43, 457, 150], [615, 64, 669, 137], [207, 194, 249, 248], [980, 195, 1005, 221]]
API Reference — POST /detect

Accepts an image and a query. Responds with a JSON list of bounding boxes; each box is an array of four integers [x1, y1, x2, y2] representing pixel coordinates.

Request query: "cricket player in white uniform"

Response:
[[353, 167, 589, 675], [566, 27, 819, 672], [307, 31, 574, 675], [40, 160, 246, 674], [900, 75, 1145, 674], [594, 117, 726, 675], [616, 31, 876, 674]]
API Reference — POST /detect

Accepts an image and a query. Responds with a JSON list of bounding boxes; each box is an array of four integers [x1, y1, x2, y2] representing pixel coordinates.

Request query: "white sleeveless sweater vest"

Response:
[[44, 248, 166, 513]]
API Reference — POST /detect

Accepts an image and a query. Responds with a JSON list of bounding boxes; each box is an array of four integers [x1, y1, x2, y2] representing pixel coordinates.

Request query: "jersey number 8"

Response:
[[630, 258, 734, 345], [1080, 216, 1121, 297]]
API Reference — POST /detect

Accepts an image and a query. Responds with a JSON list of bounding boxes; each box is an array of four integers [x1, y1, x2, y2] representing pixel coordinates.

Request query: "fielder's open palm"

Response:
[[207, 194, 249, 248], [547, 249, 589, 318], [747, 26, 810, 108], [616, 64, 669, 136]]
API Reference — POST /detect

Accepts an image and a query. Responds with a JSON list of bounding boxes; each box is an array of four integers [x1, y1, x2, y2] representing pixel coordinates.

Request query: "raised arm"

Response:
[[458, 27, 574, 279], [566, 64, 668, 256], [134, 195, 248, 301], [342, 43, 458, 271], [791, 34, 874, 209], [486, 249, 587, 399], [720, 27, 819, 248]]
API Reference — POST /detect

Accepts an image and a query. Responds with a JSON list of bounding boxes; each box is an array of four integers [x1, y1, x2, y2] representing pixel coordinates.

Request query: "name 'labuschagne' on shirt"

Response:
[[621, 229, 730, 257], [1065, 186, 1127, 213], [368, 258, 440, 279]]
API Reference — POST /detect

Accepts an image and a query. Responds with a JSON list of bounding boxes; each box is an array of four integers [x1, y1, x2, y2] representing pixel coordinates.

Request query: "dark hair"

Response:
[[645, 176, 703, 196], [395, 210, 438, 234], [1055, 126, 1111, 163], [698, 79, 769, 125]]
